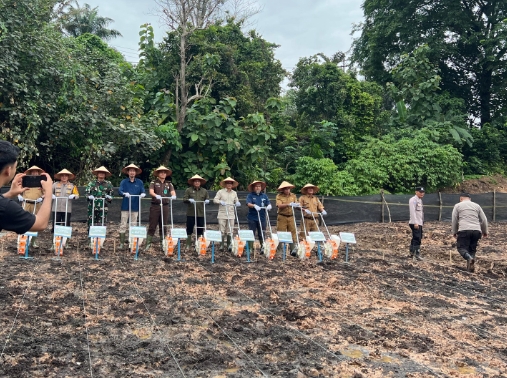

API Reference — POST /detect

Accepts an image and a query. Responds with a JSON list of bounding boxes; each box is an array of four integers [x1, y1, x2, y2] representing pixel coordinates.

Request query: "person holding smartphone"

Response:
[[18, 165, 46, 247], [0, 141, 53, 234]]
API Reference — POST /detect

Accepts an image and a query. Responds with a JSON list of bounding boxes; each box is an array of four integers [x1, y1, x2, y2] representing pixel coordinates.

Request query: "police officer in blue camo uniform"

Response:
[[408, 186, 425, 260], [246, 180, 271, 254]]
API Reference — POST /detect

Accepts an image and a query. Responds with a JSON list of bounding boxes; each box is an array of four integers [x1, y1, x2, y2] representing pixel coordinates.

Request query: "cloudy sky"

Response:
[[83, 0, 364, 73]]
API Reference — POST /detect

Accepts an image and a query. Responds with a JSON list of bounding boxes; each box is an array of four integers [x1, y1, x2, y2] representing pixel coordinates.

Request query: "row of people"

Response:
[[10, 160, 327, 255]]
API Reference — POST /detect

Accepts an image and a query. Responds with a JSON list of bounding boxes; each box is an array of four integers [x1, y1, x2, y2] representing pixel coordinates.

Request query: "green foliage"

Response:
[[57, 1, 122, 40], [291, 157, 358, 196], [352, 0, 507, 126], [344, 132, 463, 194]]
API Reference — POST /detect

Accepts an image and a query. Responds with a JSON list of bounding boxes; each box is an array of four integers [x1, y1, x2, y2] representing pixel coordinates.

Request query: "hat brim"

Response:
[[277, 185, 295, 191], [92, 170, 112, 178], [54, 172, 76, 180], [188, 178, 207, 186], [24, 167, 45, 174], [154, 169, 172, 176], [248, 181, 266, 192], [122, 166, 142, 175], [220, 180, 239, 188], [301, 186, 319, 194]]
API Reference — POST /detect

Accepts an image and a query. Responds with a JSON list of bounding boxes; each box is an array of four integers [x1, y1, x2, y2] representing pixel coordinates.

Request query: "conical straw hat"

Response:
[[92, 166, 112, 177], [153, 165, 172, 176], [121, 163, 142, 175], [277, 181, 295, 191], [301, 183, 320, 195], [24, 165, 45, 174], [220, 177, 239, 188], [54, 168, 75, 181], [188, 174, 207, 185], [248, 180, 266, 192]]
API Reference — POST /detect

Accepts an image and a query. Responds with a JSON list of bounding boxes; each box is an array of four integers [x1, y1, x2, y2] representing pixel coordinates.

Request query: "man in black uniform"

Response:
[[0, 141, 53, 233]]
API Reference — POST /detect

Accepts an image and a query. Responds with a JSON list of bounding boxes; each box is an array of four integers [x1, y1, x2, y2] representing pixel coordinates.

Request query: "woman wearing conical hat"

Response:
[[213, 177, 240, 252], [52, 169, 79, 232], [298, 184, 327, 240], [275, 181, 299, 256], [117, 164, 146, 249], [182, 174, 210, 249], [19, 166, 46, 248], [85, 166, 114, 230]]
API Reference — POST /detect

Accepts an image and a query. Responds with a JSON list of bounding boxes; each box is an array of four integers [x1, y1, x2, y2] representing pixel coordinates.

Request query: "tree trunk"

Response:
[[479, 65, 492, 126]]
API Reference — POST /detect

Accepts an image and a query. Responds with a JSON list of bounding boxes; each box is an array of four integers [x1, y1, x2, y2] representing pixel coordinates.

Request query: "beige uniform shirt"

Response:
[[276, 193, 297, 216], [299, 195, 324, 218], [213, 188, 239, 220]]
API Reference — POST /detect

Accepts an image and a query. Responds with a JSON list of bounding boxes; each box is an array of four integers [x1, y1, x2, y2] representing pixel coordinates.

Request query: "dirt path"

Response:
[[0, 221, 506, 377]]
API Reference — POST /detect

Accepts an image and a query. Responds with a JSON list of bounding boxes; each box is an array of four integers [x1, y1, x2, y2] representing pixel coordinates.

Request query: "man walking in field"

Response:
[[452, 193, 488, 273], [409, 186, 425, 260]]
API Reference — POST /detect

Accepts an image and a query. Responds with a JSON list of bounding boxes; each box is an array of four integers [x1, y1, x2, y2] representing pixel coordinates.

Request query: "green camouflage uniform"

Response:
[[85, 179, 114, 228]]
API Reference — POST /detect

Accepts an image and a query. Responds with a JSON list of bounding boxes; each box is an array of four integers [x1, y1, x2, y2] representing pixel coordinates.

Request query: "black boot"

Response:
[[415, 248, 423, 261], [409, 245, 414, 257]]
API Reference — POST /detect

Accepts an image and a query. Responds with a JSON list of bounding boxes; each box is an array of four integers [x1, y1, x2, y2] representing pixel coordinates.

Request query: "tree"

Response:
[[352, 0, 507, 126], [58, 1, 122, 40], [153, 0, 260, 162]]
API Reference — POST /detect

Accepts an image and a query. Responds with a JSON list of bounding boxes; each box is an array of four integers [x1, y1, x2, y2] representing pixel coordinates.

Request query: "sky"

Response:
[[83, 0, 364, 74]]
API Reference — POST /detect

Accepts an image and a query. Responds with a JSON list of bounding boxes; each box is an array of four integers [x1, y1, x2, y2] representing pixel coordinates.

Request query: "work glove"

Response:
[[124, 193, 130, 198], [155, 195, 162, 200], [204, 199, 209, 204], [68, 194, 76, 200], [35, 197, 43, 203], [254, 204, 261, 211], [189, 198, 196, 204], [140, 193, 146, 198], [235, 201, 241, 207], [88, 195, 95, 200], [289, 202, 300, 207], [171, 195, 176, 200], [105, 195, 112, 200], [266, 204, 272, 211], [18, 195, 24, 202], [321, 210, 327, 216], [220, 200, 226, 206], [52, 194, 57, 200], [305, 209, 312, 215]]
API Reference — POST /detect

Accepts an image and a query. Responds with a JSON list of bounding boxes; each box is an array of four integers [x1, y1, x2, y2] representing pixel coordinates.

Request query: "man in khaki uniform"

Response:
[[299, 183, 327, 239], [146, 166, 176, 251], [213, 177, 241, 251], [275, 181, 299, 255], [183, 174, 209, 249], [19, 165, 46, 247]]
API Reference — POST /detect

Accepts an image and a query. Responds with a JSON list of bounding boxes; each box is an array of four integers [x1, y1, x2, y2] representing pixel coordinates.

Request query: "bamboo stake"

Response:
[[493, 190, 496, 222], [438, 191, 442, 221]]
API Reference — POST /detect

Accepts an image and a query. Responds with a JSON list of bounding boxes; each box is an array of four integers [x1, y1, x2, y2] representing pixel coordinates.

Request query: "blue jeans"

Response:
[[248, 219, 266, 245]]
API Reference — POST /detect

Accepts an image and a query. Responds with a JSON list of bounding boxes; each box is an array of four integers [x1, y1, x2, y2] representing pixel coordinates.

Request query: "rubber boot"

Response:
[[248, 241, 254, 253], [220, 236, 226, 251], [186, 236, 192, 250], [226, 235, 231, 252], [409, 245, 414, 257], [119, 233, 125, 249], [289, 243, 297, 257], [144, 235, 152, 251], [30, 237, 39, 249]]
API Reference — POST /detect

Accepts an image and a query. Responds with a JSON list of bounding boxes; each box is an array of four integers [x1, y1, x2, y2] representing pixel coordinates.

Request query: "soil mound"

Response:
[[440, 174, 507, 193]]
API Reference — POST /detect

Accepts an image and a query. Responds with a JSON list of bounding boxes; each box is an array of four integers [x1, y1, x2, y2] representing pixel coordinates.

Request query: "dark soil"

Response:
[[440, 174, 507, 194], [1, 221, 506, 377]]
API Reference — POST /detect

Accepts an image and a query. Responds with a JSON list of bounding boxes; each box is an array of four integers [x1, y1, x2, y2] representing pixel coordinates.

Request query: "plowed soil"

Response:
[[1, 221, 506, 378]]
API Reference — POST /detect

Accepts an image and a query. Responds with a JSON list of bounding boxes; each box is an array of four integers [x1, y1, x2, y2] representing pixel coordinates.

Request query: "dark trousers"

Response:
[[457, 230, 482, 260], [52, 212, 71, 233], [409, 224, 423, 251], [148, 204, 169, 237], [248, 219, 266, 245], [186, 216, 204, 236]]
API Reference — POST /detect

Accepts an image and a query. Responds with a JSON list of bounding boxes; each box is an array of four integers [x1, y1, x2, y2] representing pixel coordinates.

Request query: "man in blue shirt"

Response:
[[118, 164, 146, 249], [246, 180, 272, 254]]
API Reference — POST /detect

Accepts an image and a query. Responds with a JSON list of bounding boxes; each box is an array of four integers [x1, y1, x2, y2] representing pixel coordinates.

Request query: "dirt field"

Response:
[[0, 221, 506, 378]]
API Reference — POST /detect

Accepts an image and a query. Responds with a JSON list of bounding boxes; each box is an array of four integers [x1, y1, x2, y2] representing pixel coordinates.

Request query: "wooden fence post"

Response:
[[438, 191, 442, 221]]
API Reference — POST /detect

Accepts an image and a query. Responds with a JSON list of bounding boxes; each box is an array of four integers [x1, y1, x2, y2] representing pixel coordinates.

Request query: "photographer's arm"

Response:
[[3, 173, 27, 199]]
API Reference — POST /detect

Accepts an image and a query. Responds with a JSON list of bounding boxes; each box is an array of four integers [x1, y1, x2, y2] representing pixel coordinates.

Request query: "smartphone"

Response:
[[22, 175, 47, 188]]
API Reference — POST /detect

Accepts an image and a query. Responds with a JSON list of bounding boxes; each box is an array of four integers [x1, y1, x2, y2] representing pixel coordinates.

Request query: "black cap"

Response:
[[460, 192, 471, 198], [415, 186, 425, 193]]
